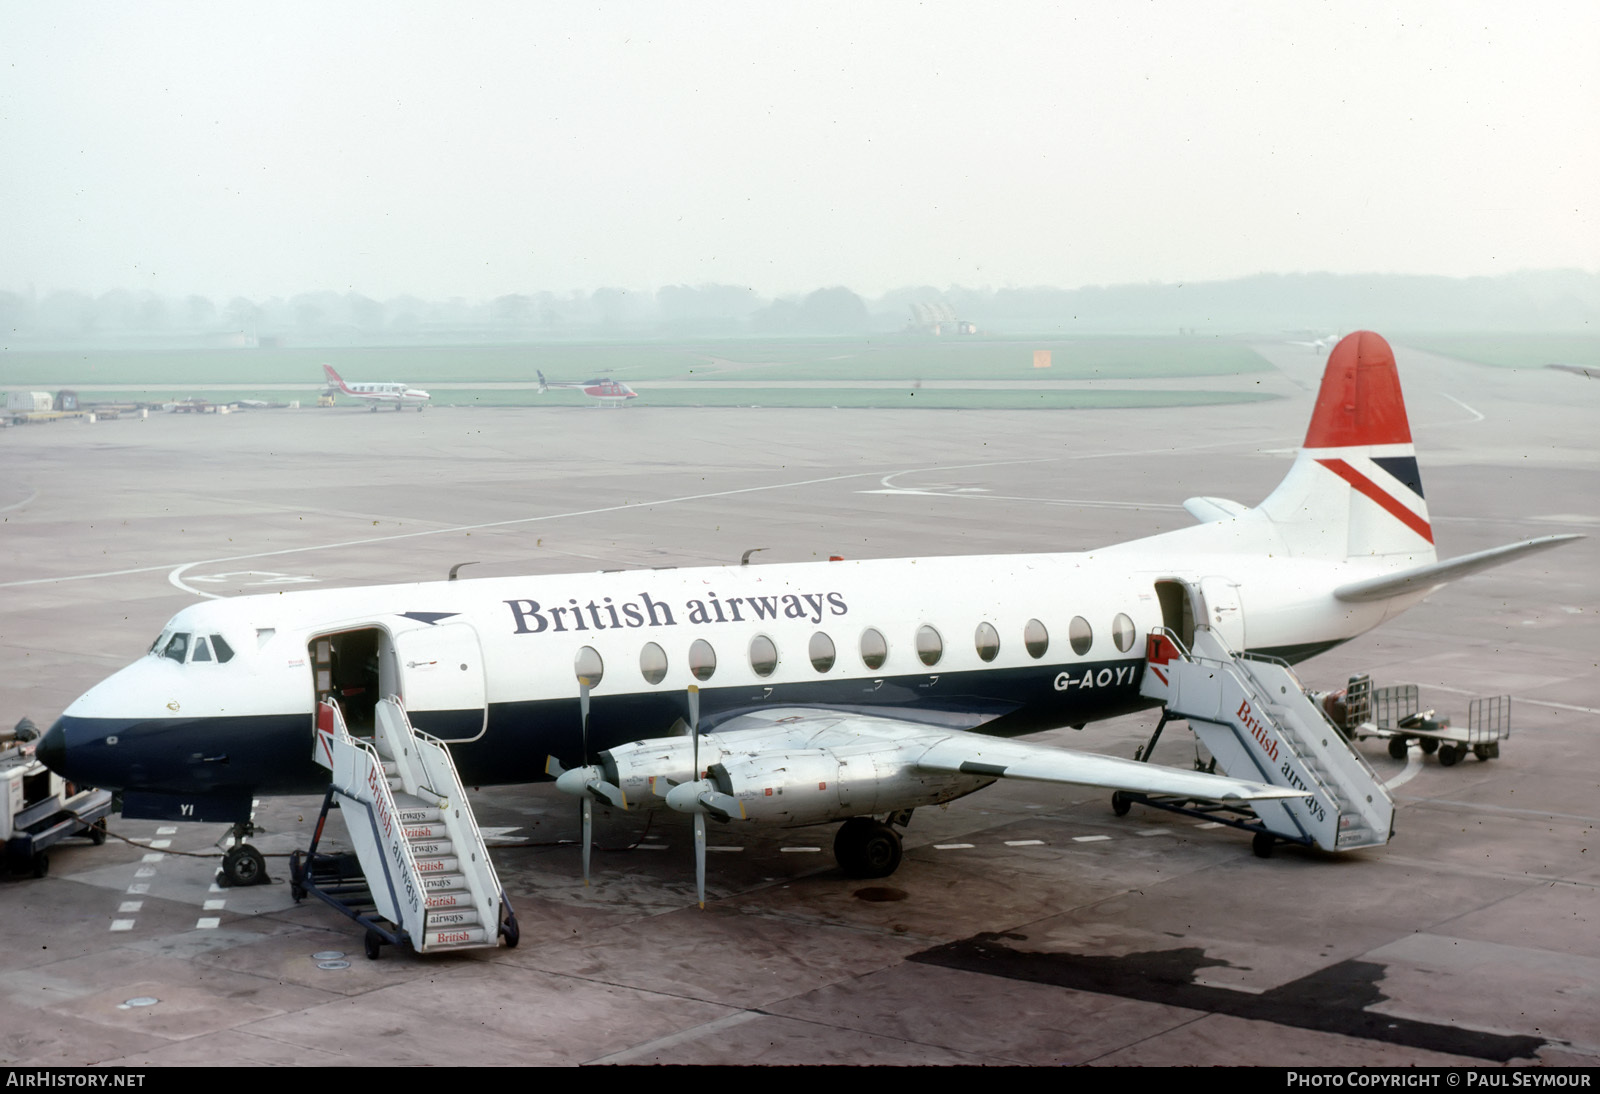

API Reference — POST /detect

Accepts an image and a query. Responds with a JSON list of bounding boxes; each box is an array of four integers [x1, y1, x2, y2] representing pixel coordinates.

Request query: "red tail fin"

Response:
[[322, 364, 351, 394], [1303, 331, 1412, 449]]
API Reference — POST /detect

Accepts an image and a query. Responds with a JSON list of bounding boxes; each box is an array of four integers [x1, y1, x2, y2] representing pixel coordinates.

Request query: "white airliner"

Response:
[[322, 365, 431, 411], [40, 333, 1576, 896]]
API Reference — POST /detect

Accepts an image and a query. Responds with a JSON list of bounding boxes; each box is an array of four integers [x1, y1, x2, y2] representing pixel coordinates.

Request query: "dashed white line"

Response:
[[110, 920, 135, 932], [196, 918, 220, 929], [1004, 839, 1045, 847], [1072, 835, 1113, 843], [933, 843, 975, 850], [118, 902, 142, 913], [780, 846, 823, 853], [203, 899, 226, 911]]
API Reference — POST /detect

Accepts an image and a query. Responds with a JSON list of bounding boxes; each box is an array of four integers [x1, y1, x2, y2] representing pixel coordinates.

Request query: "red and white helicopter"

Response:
[[537, 370, 639, 407]]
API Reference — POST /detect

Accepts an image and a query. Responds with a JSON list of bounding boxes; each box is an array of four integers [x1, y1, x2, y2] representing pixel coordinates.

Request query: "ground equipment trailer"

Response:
[[1320, 676, 1511, 766], [2, 721, 114, 877]]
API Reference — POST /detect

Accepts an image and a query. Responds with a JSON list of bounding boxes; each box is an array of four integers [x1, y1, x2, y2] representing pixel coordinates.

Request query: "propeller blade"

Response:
[[579, 680, 592, 765], [701, 789, 745, 822], [688, 684, 700, 776], [694, 812, 706, 909], [581, 795, 592, 887], [544, 755, 567, 778]]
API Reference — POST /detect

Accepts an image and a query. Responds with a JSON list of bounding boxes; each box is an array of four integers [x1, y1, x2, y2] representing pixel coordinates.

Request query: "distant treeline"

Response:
[[3, 269, 1595, 348]]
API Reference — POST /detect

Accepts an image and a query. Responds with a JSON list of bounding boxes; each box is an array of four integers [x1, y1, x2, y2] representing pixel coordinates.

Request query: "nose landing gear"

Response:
[[217, 821, 272, 887]]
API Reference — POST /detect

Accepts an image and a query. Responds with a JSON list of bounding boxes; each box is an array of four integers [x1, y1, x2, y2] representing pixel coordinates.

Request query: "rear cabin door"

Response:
[[393, 622, 488, 742]]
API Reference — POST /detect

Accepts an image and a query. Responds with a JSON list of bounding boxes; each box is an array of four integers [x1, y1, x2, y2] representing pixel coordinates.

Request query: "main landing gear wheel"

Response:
[[1388, 736, 1409, 760], [1111, 791, 1132, 817], [834, 818, 903, 879], [1251, 832, 1276, 859], [221, 845, 268, 887]]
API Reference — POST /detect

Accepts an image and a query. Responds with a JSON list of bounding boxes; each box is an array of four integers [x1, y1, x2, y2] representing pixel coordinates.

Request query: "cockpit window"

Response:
[[162, 632, 190, 663], [212, 634, 235, 663], [192, 637, 213, 662]]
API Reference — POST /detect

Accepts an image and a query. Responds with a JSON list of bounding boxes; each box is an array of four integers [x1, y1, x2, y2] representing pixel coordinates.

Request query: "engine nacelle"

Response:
[[710, 746, 990, 826], [601, 737, 730, 807]]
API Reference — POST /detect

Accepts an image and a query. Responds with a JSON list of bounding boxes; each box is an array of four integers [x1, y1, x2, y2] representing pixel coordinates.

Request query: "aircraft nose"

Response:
[[36, 717, 67, 773]]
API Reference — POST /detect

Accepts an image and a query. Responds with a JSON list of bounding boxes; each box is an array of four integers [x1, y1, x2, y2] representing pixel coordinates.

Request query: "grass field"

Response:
[[63, 386, 1279, 412], [1402, 335, 1600, 370], [2, 336, 1270, 387]]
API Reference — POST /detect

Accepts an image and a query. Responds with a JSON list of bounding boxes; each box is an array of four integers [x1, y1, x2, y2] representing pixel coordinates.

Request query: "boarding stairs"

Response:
[[299, 696, 514, 956], [1139, 626, 1393, 852]]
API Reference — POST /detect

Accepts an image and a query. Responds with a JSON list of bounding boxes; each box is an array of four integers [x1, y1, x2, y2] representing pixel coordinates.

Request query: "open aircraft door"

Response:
[[393, 622, 488, 742], [1197, 576, 1246, 653]]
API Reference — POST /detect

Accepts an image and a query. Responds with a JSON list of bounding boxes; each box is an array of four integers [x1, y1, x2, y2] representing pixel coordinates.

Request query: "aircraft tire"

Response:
[[834, 818, 903, 879], [1388, 736, 1409, 760], [222, 845, 267, 887], [1438, 745, 1461, 767]]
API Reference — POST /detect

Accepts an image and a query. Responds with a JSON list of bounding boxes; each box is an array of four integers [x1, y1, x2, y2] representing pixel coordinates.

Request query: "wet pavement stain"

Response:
[[910, 932, 1547, 1062]]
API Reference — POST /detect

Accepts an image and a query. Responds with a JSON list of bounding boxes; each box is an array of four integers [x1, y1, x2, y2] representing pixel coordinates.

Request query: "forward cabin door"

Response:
[[1197, 576, 1247, 653], [393, 622, 488, 742]]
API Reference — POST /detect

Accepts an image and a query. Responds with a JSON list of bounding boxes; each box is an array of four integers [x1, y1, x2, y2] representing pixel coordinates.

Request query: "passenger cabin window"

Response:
[[1023, 619, 1049, 659], [916, 625, 943, 667], [1112, 613, 1137, 653], [1069, 616, 1093, 656], [640, 642, 668, 685], [809, 632, 836, 673], [574, 646, 604, 688], [162, 632, 190, 663], [689, 639, 717, 682], [749, 635, 778, 678], [974, 622, 1000, 662], [860, 628, 888, 670]]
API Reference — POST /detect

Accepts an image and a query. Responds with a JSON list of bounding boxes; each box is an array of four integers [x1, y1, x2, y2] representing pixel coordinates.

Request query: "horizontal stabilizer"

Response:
[[1332, 534, 1582, 603], [1183, 496, 1250, 523], [916, 738, 1305, 803]]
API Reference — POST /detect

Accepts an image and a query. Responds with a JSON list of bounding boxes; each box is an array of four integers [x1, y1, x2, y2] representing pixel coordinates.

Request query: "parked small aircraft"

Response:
[[41, 333, 1576, 894], [537, 370, 638, 406], [322, 365, 431, 411]]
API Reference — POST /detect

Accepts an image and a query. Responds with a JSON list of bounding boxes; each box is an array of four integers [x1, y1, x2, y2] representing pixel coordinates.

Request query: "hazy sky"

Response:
[[2, 1, 1596, 301]]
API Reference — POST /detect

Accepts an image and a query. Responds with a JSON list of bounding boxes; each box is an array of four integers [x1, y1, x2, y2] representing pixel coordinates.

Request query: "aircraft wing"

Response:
[[912, 731, 1304, 802], [707, 708, 1303, 804], [1332, 534, 1582, 603]]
